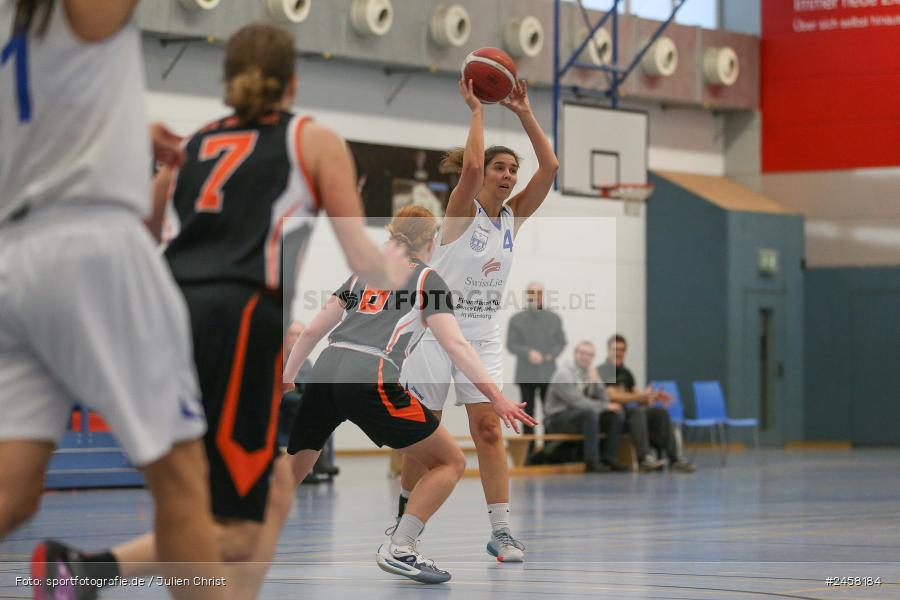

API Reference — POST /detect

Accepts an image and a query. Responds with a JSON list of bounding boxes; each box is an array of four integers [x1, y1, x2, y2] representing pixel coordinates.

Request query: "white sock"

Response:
[[400, 488, 411, 499], [488, 503, 510, 532], [391, 514, 424, 548]]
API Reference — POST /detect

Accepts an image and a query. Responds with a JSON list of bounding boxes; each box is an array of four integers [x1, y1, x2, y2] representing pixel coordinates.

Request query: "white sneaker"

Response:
[[639, 454, 667, 472], [376, 542, 451, 584], [486, 528, 526, 562]]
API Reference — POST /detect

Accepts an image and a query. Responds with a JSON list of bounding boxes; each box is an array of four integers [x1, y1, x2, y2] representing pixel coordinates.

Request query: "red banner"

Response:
[[762, 0, 900, 172]]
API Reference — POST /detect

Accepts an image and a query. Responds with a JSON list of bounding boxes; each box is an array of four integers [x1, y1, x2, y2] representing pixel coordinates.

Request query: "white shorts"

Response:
[[0, 205, 206, 466], [400, 338, 503, 412]]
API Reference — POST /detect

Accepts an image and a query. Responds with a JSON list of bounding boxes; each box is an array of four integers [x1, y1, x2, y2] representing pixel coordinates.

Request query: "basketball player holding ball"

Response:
[[396, 54, 559, 562]]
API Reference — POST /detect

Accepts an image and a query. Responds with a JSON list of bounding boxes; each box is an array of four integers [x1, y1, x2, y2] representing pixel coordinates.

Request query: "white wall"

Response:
[[141, 36, 724, 449], [733, 169, 900, 268], [644, 103, 726, 176], [724, 107, 900, 268]]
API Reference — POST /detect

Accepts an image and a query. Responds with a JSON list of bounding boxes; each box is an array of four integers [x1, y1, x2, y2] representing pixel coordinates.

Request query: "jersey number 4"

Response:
[[196, 131, 259, 212]]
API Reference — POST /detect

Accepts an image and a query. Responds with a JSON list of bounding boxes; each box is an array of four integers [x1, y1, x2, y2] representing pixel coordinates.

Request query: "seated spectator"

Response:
[[599, 334, 696, 473], [545, 341, 628, 473]]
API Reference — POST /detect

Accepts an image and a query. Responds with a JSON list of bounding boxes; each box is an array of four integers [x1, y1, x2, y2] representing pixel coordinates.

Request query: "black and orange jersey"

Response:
[[328, 258, 455, 369], [164, 111, 319, 291]]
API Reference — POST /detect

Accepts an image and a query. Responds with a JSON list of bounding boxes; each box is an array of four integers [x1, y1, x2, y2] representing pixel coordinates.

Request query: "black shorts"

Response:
[[181, 282, 283, 522], [287, 347, 440, 454]]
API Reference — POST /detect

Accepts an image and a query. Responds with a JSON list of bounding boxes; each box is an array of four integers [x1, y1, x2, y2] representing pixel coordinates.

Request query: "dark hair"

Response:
[[608, 334, 626, 347], [12, 0, 54, 36], [440, 145, 521, 175], [224, 23, 296, 124]]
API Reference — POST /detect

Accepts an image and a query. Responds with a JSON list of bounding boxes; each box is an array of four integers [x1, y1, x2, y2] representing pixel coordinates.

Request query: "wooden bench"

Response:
[[506, 433, 638, 469], [387, 433, 639, 474], [505, 433, 585, 467]]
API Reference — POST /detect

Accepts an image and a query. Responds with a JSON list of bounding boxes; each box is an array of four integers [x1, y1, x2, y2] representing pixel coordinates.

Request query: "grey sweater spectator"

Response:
[[545, 360, 608, 417], [544, 342, 626, 472]]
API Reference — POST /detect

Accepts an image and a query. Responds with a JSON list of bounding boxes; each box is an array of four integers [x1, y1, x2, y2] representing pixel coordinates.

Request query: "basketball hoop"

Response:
[[598, 183, 655, 217]]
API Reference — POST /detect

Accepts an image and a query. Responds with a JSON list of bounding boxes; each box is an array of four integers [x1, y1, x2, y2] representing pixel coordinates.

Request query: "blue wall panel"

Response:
[[805, 267, 900, 445], [647, 173, 728, 416]]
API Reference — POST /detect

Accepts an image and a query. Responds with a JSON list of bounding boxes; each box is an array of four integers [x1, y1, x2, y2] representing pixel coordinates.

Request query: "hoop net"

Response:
[[598, 183, 655, 216]]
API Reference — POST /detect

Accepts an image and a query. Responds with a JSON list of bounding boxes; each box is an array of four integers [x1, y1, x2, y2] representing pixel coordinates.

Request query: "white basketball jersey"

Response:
[[428, 200, 515, 341], [0, 2, 151, 223]]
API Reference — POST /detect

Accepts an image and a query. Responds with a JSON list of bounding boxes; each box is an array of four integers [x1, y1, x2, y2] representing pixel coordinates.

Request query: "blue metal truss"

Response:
[[552, 0, 688, 159]]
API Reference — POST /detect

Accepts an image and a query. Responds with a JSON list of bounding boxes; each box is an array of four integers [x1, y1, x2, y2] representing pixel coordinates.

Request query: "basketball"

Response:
[[462, 47, 517, 104]]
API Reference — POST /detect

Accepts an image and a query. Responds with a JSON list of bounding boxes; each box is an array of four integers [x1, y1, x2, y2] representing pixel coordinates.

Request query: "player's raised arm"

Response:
[[444, 78, 484, 223], [503, 81, 559, 232], [304, 122, 410, 290]]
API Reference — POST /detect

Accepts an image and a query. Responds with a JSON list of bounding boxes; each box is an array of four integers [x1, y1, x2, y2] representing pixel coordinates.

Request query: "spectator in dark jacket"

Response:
[[506, 282, 567, 435]]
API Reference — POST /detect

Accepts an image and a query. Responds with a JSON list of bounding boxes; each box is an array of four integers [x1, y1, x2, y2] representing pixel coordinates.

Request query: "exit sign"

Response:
[[758, 248, 779, 275]]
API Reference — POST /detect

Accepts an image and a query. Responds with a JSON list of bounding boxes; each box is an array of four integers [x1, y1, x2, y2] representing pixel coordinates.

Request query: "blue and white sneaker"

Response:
[[376, 542, 451, 584], [486, 528, 526, 562]]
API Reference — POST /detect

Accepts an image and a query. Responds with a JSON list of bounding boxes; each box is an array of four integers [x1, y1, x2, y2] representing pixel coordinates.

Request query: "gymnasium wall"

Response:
[[646, 174, 730, 405], [805, 267, 900, 446], [725, 210, 805, 444], [726, 2, 900, 270], [761, 0, 900, 173], [141, 36, 727, 449]]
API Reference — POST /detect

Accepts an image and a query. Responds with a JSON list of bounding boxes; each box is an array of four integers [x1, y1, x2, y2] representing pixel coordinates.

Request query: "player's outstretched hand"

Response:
[[150, 122, 186, 168], [492, 395, 538, 434], [459, 76, 482, 112], [500, 80, 531, 117]]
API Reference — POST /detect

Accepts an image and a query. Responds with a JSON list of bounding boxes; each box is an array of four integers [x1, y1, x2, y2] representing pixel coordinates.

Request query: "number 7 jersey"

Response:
[[165, 111, 319, 291]]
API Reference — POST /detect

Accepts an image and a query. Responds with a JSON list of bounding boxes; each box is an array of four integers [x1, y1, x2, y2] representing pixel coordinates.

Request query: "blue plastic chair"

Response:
[[691, 381, 760, 465], [650, 380, 683, 424]]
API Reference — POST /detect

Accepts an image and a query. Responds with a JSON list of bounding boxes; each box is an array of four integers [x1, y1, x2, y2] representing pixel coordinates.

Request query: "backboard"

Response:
[[560, 102, 648, 197]]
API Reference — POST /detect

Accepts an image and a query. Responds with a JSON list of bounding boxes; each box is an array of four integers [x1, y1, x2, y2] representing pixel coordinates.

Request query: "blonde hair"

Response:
[[440, 145, 521, 174], [224, 24, 295, 124], [386, 205, 438, 252]]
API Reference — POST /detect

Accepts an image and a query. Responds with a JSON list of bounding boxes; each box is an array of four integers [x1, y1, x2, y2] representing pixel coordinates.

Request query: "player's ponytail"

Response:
[[12, 0, 54, 36], [386, 205, 438, 253], [440, 145, 521, 175], [440, 148, 465, 174], [224, 23, 295, 124]]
